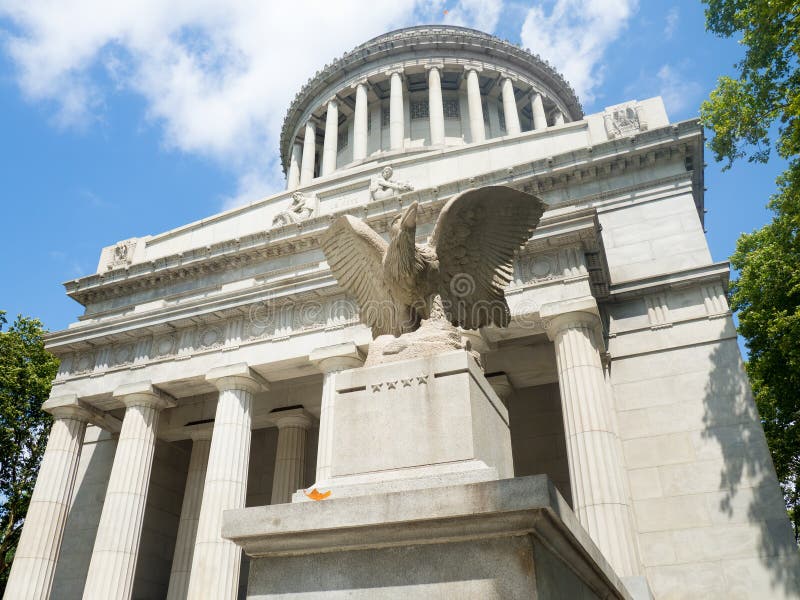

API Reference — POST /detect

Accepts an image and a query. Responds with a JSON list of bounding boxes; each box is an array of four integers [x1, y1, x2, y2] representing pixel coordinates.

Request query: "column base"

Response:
[[224, 476, 632, 599]]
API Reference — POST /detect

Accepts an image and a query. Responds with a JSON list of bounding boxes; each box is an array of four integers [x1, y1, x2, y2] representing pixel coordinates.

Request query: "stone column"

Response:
[[309, 343, 365, 485], [299, 120, 316, 185], [186, 363, 268, 600], [166, 425, 212, 600], [427, 65, 445, 145], [352, 81, 369, 161], [269, 408, 313, 504], [531, 92, 547, 130], [321, 98, 339, 177], [83, 382, 176, 600], [286, 141, 302, 190], [501, 77, 521, 135], [465, 67, 485, 143], [389, 70, 405, 150], [553, 110, 565, 125], [4, 395, 98, 600], [543, 305, 640, 578]]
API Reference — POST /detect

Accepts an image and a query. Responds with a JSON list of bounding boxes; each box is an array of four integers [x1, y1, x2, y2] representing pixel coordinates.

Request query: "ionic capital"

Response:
[[113, 381, 177, 411], [206, 363, 270, 394], [464, 63, 483, 74], [424, 61, 444, 72]]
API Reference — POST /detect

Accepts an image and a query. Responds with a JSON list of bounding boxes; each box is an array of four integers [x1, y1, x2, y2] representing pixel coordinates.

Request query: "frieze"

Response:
[[63, 123, 700, 310]]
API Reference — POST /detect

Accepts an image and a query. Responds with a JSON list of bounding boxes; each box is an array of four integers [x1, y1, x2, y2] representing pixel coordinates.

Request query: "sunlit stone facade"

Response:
[[6, 26, 798, 600]]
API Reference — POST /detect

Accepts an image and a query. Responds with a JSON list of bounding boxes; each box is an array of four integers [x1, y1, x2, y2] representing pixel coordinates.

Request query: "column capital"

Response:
[[386, 67, 405, 77], [464, 63, 483, 74], [270, 407, 313, 430], [541, 298, 601, 341], [43, 393, 103, 424], [424, 61, 444, 72], [309, 342, 365, 374], [206, 362, 269, 394], [486, 373, 514, 404], [113, 381, 177, 410], [186, 421, 214, 441], [500, 73, 518, 83], [351, 77, 370, 89], [326, 97, 339, 109]]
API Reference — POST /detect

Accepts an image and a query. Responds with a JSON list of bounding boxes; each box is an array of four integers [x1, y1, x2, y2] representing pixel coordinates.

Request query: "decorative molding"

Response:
[[645, 293, 672, 329]]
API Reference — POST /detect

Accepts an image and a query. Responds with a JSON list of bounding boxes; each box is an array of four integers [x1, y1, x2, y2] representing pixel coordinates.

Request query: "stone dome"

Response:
[[280, 25, 583, 185]]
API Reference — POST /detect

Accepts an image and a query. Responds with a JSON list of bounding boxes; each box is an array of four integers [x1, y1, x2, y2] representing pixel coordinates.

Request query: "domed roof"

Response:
[[279, 25, 583, 173]]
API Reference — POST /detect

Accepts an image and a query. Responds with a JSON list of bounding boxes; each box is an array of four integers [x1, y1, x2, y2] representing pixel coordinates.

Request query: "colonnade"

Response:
[[5, 308, 640, 598], [286, 65, 565, 190]]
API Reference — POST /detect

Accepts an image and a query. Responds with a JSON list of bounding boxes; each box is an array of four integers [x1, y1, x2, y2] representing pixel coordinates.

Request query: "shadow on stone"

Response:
[[702, 339, 800, 595]]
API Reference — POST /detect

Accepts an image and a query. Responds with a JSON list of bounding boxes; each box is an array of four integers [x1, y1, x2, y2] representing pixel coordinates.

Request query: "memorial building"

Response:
[[6, 25, 799, 600]]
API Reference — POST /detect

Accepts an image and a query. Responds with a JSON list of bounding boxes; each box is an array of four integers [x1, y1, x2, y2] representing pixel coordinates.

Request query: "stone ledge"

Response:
[[223, 475, 631, 599]]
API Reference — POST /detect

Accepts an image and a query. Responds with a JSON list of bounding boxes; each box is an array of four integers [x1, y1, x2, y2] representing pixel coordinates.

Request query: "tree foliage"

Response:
[[0, 312, 59, 593], [701, 0, 800, 538], [701, 0, 800, 167]]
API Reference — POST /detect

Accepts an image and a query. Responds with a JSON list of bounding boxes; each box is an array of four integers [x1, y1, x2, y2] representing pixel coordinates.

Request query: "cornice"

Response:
[[280, 25, 583, 172], [62, 121, 702, 311]]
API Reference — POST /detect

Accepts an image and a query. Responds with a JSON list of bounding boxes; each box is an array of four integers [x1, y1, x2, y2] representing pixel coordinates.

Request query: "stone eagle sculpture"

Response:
[[320, 185, 545, 338]]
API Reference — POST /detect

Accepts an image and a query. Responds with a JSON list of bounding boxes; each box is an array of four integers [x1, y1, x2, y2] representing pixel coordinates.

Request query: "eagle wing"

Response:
[[320, 215, 396, 337], [430, 185, 545, 329]]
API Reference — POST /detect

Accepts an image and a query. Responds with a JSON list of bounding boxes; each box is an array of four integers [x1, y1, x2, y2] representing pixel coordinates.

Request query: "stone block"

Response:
[[308, 351, 513, 498], [634, 495, 712, 532], [224, 476, 631, 599]]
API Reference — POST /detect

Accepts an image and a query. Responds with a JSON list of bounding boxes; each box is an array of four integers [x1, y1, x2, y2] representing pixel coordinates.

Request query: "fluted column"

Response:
[[427, 65, 445, 145], [269, 408, 313, 504], [544, 307, 640, 578], [309, 343, 365, 485], [389, 70, 405, 150], [553, 110, 565, 125], [299, 120, 316, 185], [321, 98, 339, 176], [286, 142, 302, 190], [465, 67, 485, 143], [83, 382, 176, 600], [5, 395, 97, 599], [186, 363, 268, 600], [501, 77, 521, 135], [352, 81, 369, 161], [166, 425, 212, 600], [531, 92, 547, 130]]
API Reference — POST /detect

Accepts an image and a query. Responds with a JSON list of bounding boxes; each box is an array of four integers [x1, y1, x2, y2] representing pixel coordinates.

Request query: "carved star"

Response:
[[386, 380, 398, 389], [371, 383, 383, 392], [401, 378, 413, 387], [416, 376, 428, 385]]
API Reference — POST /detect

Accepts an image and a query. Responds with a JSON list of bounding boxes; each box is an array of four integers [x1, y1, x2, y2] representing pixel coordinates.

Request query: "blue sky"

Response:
[[0, 1, 786, 337]]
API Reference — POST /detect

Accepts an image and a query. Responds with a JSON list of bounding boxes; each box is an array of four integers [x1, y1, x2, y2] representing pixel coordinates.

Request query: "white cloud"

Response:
[[519, 0, 639, 105], [656, 63, 701, 117], [0, 1, 505, 208], [443, 0, 503, 32], [664, 6, 679, 39]]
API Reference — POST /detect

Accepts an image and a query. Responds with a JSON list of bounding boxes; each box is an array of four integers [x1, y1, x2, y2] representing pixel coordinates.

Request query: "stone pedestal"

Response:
[[296, 350, 512, 500], [225, 476, 631, 600]]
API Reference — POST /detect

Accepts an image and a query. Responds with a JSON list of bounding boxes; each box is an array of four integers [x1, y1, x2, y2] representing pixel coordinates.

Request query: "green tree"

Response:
[[0, 312, 59, 592], [701, 0, 800, 539]]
